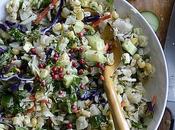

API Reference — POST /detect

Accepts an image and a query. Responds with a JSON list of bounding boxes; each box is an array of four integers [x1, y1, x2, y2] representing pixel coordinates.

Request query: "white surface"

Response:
[[0, 0, 168, 130], [0, 0, 8, 21]]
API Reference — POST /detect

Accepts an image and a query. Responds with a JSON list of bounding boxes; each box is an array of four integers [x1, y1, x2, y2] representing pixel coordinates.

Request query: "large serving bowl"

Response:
[[0, 0, 168, 130], [115, 1, 168, 130]]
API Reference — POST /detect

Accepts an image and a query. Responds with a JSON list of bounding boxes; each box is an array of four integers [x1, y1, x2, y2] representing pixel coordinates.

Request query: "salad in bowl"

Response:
[[0, 0, 157, 130]]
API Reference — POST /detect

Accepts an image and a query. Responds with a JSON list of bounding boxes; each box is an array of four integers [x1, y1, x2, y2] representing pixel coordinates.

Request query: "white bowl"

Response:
[[0, 0, 168, 130], [115, 1, 168, 130]]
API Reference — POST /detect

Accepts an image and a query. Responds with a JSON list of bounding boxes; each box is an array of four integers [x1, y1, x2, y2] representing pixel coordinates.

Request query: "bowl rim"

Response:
[[0, 0, 169, 129], [118, 0, 169, 129]]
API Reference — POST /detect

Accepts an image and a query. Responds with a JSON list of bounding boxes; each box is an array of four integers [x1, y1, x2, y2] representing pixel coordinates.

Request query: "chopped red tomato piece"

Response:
[[39, 99, 49, 104], [151, 96, 157, 106]]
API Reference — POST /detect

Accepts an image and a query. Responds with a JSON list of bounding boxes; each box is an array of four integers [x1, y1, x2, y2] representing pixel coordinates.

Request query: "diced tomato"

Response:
[[121, 100, 126, 107], [92, 14, 111, 28], [151, 96, 157, 106], [52, 0, 58, 5], [39, 99, 49, 104]]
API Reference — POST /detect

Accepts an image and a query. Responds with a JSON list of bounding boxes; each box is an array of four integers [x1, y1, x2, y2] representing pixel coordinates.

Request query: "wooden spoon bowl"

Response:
[[102, 24, 130, 130]]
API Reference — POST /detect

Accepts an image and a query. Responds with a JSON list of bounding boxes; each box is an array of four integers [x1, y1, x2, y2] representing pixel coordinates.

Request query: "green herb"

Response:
[[131, 121, 147, 129], [68, 37, 79, 48], [15, 90, 29, 100], [89, 115, 106, 129], [31, 0, 38, 7], [106, 0, 114, 4], [28, 30, 40, 42], [9, 28, 25, 42], [10, 103, 24, 114]]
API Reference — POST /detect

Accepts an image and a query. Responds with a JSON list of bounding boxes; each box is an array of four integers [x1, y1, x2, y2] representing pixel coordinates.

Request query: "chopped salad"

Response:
[[0, 0, 156, 130]]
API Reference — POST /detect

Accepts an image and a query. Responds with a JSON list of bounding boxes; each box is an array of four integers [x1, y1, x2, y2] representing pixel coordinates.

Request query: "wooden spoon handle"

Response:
[[104, 67, 130, 130]]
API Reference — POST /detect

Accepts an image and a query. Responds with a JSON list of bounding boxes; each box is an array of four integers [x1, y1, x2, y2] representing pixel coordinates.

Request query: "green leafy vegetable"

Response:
[[40, 0, 51, 9], [28, 30, 40, 42], [106, 0, 114, 4], [1, 95, 13, 108], [10, 104, 24, 114], [9, 29, 25, 42], [131, 121, 147, 129], [89, 115, 106, 129], [70, 93, 77, 102], [68, 37, 79, 48]]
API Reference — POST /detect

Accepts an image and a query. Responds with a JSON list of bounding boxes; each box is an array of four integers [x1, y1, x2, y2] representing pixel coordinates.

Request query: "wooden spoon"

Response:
[[102, 24, 130, 130]]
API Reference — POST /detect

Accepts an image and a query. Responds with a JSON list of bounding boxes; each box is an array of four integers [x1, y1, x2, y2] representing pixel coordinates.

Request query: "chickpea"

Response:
[[137, 58, 146, 68], [31, 117, 37, 128], [112, 11, 119, 19]]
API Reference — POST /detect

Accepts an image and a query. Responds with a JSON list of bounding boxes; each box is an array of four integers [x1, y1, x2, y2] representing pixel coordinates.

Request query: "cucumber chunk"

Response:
[[84, 50, 106, 63], [86, 33, 105, 52], [122, 39, 137, 55], [141, 11, 159, 32]]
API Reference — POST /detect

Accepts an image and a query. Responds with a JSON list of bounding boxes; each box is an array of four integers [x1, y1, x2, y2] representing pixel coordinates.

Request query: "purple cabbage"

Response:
[[42, 0, 64, 33], [146, 101, 155, 113], [10, 83, 20, 92], [0, 23, 8, 31], [0, 74, 34, 81], [0, 48, 5, 54], [24, 83, 33, 93], [79, 89, 102, 100], [5, 21, 28, 32], [46, 48, 53, 60], [83, 15, 100, 23], [0, 21, 27, 32]]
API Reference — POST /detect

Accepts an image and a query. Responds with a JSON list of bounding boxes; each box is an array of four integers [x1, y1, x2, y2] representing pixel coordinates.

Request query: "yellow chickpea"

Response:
[[31, 117, 37, 128], [112, 11, 119, 19]]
